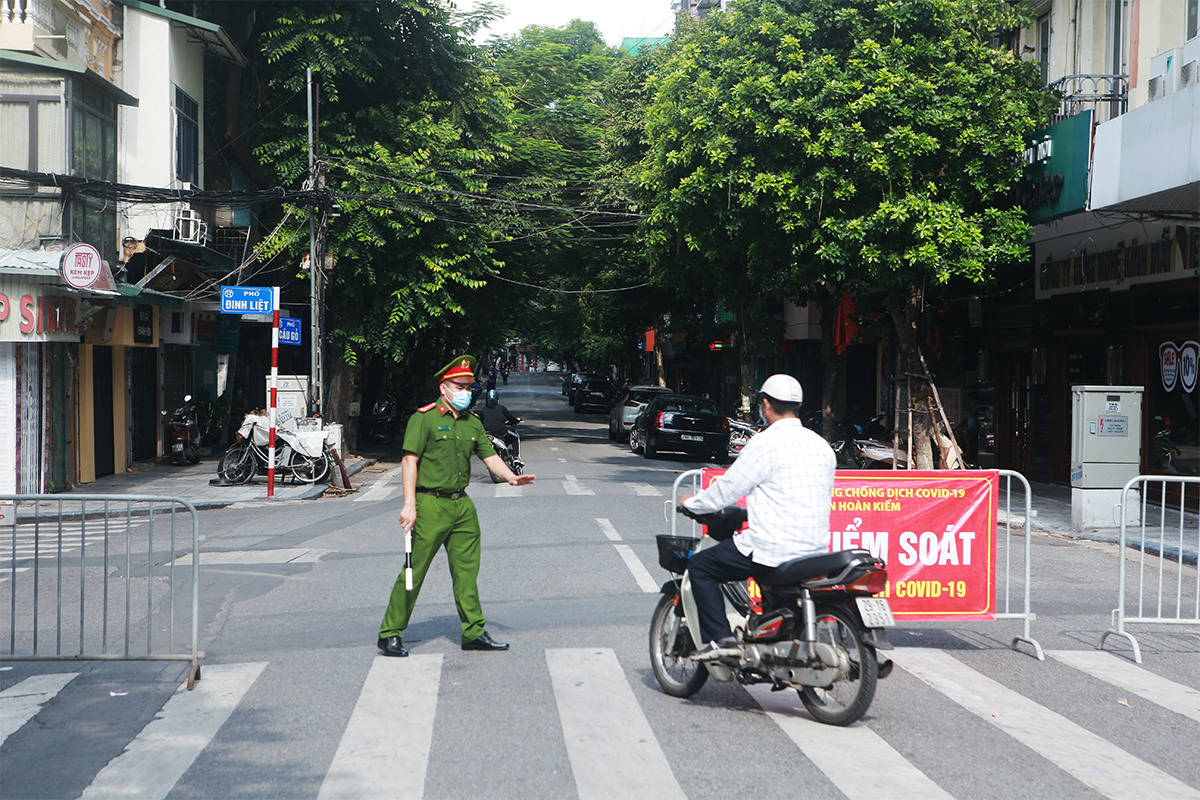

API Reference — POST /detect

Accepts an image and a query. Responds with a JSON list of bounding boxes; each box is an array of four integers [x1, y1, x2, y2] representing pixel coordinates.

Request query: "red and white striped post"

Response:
[[267, 286, 280, 498]]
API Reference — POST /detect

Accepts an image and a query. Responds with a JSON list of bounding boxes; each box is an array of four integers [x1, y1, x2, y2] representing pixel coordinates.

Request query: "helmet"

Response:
[[759, 374, 802, 404], [485, 389, 498, 408]]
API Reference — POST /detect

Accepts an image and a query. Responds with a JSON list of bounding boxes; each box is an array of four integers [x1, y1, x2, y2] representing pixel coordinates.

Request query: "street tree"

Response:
[[638, 0, 1055, 466]]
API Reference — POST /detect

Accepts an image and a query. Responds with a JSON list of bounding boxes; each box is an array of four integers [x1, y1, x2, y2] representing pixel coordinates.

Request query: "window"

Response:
[[1188, 0, 1198, 41], [175, 87, 198, 185], [1037, 14, 1051, 85], [1109, 0, 1125, 75], [68, 77, 118, 260], [0, 80, 64, 191]]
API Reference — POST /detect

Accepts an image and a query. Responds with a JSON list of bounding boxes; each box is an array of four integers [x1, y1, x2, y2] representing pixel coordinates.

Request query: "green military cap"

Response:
[[435, 354, 476, 383]]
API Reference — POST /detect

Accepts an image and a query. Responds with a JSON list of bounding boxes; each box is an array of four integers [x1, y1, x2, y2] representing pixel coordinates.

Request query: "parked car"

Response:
[[566, 373, 606, 406], [628, 394, 730, 463], [575, 379, 616, 413], [608, 385, 671, 441]]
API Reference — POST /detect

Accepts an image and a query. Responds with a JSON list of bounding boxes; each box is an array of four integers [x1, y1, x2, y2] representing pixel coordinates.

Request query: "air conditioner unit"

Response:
[[173, 206, 207, 244], [1182, 60, 1199, 89], [1147, 75, 1163, 102], [1149, 47, 1184, 99]]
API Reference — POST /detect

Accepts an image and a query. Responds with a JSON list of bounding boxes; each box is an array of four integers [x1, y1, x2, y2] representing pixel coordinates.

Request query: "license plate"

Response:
[[172, 443, 184, 453], [856, 597, 895, 627], [680, 434, 703, 442]]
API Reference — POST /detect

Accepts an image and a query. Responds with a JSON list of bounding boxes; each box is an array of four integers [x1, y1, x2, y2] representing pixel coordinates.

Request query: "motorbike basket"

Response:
[[655, 535, 700, 574]]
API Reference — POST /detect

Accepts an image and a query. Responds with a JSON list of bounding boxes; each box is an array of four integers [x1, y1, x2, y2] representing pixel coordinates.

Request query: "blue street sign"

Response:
[[220, 285, 275, 314], [278, 316, 302, 345]]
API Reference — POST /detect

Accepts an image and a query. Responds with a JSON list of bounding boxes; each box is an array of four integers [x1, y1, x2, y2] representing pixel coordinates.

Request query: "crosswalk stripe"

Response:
[[317, 654, 443, 800], [79, 662, 267, 800], [170, 548, 329, 566], [892, 648, 1200, 800], [595, 518, 621, 541], [0, 672, 79, 746], [746, 684, 954, 800], [546, 648, 686, 800], [494, 483, 523, 497], [1047, 650, 1200, 724], [624, 482, 662, 496], [614, 545, 659, 593], [354, 467, 403, 503], [562, 475, 594, 495]]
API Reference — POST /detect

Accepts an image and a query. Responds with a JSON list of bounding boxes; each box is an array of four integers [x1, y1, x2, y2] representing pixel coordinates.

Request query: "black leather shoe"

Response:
[[377, 636, 408, 657], [462, 631, 509, 651]]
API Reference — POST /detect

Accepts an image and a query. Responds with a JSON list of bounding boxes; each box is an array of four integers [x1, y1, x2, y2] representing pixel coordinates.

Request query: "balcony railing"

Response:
[[1048, 74, 1129, 124]]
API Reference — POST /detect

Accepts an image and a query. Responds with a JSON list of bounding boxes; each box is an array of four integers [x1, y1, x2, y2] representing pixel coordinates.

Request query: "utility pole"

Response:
[[306, 67, 323, 413]]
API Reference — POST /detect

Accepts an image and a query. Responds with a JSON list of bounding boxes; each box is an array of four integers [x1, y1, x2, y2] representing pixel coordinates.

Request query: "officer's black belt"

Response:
[[416, 488, 466, 500]]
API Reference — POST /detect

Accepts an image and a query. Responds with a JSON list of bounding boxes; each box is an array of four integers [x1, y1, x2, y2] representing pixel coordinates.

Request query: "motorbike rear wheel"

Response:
[[649, 594, 709, 698], [218, 443, 255, 484], [798, 606, 878, 726], [372, 421, 396, 446]]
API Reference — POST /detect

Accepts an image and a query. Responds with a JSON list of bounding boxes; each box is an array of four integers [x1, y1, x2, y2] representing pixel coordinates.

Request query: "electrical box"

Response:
[[1070, 386, 1143, 489], [266, 374, 309, 430]]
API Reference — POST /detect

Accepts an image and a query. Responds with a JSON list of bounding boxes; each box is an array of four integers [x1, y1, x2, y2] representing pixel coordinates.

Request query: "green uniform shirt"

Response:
[[402, 398, 497, 492]]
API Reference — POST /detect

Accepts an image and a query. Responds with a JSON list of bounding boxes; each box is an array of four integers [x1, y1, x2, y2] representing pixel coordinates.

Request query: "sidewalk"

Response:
[[11, 453, 374, 520]]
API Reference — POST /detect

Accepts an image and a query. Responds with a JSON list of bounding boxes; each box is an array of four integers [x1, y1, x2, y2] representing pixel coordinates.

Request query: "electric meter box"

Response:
[[265, 374, 309, 429], [1070, 386, 1143, 489]]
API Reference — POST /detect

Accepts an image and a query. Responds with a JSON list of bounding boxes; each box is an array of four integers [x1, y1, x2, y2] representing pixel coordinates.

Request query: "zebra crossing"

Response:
[[0, 519, 145, 568], [347, 470, 669, 502], [3, 646, 1196, 799]]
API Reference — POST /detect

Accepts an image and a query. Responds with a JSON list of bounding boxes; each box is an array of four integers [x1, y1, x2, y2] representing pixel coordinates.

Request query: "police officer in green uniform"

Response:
[[377, 355, 536, 657]]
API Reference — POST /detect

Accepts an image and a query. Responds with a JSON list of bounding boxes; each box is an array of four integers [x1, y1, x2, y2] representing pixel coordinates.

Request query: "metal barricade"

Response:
[[1, 494, 202, 688], [665, 468, 1043, 659], [1099, 476, 1200, 663]]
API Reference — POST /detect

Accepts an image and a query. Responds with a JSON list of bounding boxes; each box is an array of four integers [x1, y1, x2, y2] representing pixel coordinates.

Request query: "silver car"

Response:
[[608, 385, 671, 442]]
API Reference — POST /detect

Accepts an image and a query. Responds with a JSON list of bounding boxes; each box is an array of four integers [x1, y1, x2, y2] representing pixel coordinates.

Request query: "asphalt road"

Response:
[[2, 371, 1198, 799]]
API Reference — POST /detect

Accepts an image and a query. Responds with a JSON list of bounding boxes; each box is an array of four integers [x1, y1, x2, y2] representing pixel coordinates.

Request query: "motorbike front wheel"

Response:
[[291, 449, 331, 484], [649, 594, 709, 698], [372, 422, 396, 446], [798, 606, 878, 726], [218, 443, 255, 484]]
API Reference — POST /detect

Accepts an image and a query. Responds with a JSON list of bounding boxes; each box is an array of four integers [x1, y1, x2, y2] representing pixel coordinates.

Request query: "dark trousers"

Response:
[[687, 537, 759, 644]]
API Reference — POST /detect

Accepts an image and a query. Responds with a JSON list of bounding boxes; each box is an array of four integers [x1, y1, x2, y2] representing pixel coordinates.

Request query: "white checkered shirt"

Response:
[[683, 418, 835, 567]]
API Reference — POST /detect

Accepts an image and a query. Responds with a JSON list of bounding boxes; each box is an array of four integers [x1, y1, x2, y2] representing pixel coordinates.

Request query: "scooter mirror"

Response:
[[184, 394, 193, 403]]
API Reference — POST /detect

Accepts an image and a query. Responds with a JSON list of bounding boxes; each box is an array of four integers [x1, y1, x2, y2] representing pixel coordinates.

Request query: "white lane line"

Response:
[[595, 518, 621, 541], [170, 548, 329, 566], [317, 654, 442, 800], [892, 648, 1200, 800], [562, 475, 594, 496], [614, 545, 659, 593], [353, 467, 403, 502], [557, 458, 568, 463], [1047, 650, 1200, 724], [494, 483, 524, 497], [746, 684, 954, 800], [624, 482, 662, 497], [546, 648, 686, 800], [80, 662, 267, 800], [0, 672, 79, 746]]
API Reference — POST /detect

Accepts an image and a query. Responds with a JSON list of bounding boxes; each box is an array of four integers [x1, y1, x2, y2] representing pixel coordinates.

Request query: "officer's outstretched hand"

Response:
[[510, 473, 536, 486]]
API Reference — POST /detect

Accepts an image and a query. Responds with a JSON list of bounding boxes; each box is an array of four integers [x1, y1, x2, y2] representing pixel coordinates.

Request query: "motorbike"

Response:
[[217, 413, 331, 484], [163, 396, 201, 465], [484, 425, 523, 484], [726, 417, 763, 456], [650, 504, 894, 726], [359, 396, 398, 445]]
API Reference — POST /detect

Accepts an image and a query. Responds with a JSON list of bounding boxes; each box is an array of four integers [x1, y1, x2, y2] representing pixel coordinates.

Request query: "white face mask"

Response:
[[449, 390, 472, 410]]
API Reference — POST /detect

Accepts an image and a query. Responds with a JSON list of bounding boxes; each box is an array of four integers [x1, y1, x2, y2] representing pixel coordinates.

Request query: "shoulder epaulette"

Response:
[[417, 401, 437, 412]]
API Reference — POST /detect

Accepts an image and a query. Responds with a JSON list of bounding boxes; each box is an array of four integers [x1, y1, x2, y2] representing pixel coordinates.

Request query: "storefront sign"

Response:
[[60, 243, 104, 289], [1021, 112, 1091, 225], [700, 470, 999, 621], [0, 283, 79, 343], [1161, 341, 1198, 393], [1038, 229, 1197, 299], [133, 305, 153, 344]]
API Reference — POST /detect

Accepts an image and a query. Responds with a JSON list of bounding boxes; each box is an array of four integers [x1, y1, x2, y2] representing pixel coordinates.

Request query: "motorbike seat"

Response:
[[756, 549, 871, 588]]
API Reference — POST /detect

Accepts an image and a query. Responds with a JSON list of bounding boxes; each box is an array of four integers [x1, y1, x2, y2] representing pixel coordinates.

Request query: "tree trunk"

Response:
[[888, 282, 935, 469], [326, 356, 357, 454], [818, 300, 842, 442]]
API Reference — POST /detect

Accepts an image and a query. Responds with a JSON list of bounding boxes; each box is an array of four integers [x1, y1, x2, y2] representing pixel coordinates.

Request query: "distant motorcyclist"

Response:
[[476, 390, 521, 457]]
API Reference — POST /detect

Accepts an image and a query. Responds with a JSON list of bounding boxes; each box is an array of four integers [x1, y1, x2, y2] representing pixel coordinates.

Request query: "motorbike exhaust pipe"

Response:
[[800, 589, 818, 642]]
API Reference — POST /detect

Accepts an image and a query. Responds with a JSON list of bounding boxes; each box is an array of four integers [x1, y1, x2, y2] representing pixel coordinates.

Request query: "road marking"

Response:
[[80, 662, 266, 800], [562, 475, 594, 496], [595, 518, 621, 541], [494, 483, 524, 497], [353, 467, 403, 502], [317, 654, 442, 800], [0, 566, 31, 582], [614, 545, 659, 593], [746, 684, 954, 800], [1047, 650, 1200, 724], [624, 482, 662, 496], [551, 446, 559, 450], [546, 648, 686, 800], [557, 458, 567, 463], [892, 648, 1200, 800], [0, 672, 79, 746], [170, 548, 329, 566]]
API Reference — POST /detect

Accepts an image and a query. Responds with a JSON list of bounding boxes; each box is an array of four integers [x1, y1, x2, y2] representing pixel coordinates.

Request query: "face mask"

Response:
[[449, 390, 472, 410]]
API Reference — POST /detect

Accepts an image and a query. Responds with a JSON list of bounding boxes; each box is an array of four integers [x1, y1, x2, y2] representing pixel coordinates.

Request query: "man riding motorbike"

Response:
[[475, 389, 521, 457], [679, 374, 836, 661]]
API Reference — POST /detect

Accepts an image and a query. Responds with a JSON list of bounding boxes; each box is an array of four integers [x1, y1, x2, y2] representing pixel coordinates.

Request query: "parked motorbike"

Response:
[[650, 505, 894, 726], [359, 396, 398, 445], [726, 417, 763, 456], [217, 414, 331, 484], [163, 396, 201, 465], [484, 425, 523, 484]]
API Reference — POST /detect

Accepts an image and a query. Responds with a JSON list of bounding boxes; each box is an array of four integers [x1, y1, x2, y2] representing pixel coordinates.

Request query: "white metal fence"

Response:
[[1099, 476, 1200, 663], [1, 495, 202, 688]]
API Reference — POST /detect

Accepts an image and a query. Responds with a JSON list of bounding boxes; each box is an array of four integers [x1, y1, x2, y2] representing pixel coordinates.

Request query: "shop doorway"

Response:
[[93, 345, 114, 478], [995, 352, 1032, 475], [129, 347, 158, 461]]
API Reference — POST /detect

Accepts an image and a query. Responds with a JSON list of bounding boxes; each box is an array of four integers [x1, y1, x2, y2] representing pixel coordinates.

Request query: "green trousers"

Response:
[[379, 492, 485, 643]]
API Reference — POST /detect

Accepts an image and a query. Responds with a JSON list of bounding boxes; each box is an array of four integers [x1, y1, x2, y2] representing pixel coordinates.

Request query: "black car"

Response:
[[567, 373, 606, 405], [574, 379, 616, 413], [629, 394, 730, 463]]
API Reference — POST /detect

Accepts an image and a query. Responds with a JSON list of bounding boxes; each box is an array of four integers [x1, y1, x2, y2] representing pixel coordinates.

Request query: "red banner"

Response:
[[699, 469, 1000, 621]]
